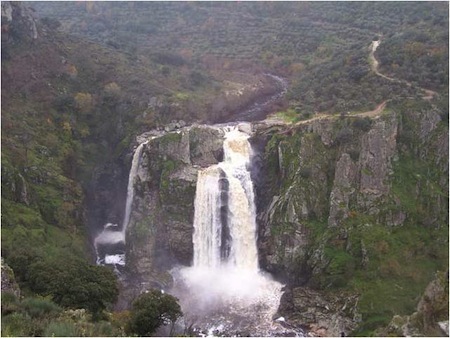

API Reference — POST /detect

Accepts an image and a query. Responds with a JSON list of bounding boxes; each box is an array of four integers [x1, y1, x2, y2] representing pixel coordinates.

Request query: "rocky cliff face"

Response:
[[1, 258, 21, 298], [255, 102, 448, 335], [124, 125, 226, 291], [258, 112, 402, 283], [122, 101, 448, 333], [1, 1, 38, 45]]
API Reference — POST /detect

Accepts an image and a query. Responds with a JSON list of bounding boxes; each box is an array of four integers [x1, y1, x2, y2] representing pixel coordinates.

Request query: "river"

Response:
[[217, 73, 288, 123]]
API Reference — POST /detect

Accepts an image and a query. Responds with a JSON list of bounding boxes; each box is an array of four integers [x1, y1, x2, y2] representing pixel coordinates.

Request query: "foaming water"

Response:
[[171, 266, 286, 336], [171, 125, 300, 336]]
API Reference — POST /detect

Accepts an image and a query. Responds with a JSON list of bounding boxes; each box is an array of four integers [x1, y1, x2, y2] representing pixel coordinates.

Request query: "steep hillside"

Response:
[[1, 1, 277, 267]]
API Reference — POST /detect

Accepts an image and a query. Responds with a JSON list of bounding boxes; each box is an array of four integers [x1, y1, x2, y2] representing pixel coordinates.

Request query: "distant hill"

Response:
[[28, 1, 449, 114]]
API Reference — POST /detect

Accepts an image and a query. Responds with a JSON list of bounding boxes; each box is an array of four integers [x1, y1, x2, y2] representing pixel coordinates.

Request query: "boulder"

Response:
[[1, 258, 20, 297], [277, 287, 360, 337]]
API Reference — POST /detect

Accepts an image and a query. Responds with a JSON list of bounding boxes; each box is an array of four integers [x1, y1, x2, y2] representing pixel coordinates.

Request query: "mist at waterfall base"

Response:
[[171, 126, 302, 336]]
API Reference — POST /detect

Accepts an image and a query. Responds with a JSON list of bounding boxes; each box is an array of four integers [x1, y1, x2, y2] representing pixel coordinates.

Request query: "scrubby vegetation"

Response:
[[1, 292, 123, 337]]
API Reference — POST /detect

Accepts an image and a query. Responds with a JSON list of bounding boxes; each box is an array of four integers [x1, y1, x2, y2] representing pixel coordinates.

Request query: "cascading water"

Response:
[[121, 141, 147, 237], [171, 124, 299, 336], [94, 141, 147, 267], [192, 128, 258, 271]]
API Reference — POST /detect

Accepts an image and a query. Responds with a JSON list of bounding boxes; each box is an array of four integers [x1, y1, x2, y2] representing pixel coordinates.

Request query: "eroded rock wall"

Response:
[[256, 104, 448, 335], [125, 125, 225, 287]]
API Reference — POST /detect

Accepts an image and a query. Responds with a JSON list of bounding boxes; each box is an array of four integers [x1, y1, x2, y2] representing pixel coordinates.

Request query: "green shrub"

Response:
[[348, 148, 360, 161], [89, 321, 115, 336], [26, 257, 118, 319], [44, 321, 79, 337], [21, 296, 62, 319], [352, 117, 372, 132], [126, 289, 182, 336], [299, 166, 312, 178], [334, 127, 353, 145], [1, 312, 34, 337], [1, 292, 20, 316]]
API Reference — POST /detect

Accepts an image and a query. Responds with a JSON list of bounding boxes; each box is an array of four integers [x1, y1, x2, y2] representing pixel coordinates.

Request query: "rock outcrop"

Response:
[[277, 286, 360, 337], [383, 270, 449, 337], [125, 125, 227, 292], [121, 103, 448, 333], [1, 2, 38, 44], [257, 106, 447, 282], [254, 105, 448, 334], [1, 258, 21, 297]]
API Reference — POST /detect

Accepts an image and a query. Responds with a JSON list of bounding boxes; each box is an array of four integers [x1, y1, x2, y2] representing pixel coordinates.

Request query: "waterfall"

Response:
[[94, 141, 147, 266], [171, 124, 293, 336], [192, 128, 259, 271], [192, 165, 224, 268], [122, 141, 147, 237]]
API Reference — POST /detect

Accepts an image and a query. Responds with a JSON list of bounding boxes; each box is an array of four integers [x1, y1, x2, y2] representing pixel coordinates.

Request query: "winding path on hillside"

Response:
[[263, 100, 388, 126], [369, 39, 438, 100], [264, 36, 441, 126], [296, 101, 388, 125]]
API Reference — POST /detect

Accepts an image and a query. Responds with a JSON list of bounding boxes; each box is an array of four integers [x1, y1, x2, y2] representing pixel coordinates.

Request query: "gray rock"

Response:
[[438, 321, 449, 336], [1, 258, 20, 297], [189, 125, 224, 167], [278, 287, 360, 337], [358, 115, 398, 209], [1, 2, 13, 22], [384, 271, 449, 337], [328, 153, 357, 227]]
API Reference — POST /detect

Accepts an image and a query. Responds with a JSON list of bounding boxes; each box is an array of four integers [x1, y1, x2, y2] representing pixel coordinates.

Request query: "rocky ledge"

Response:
[[277, 287, 360, 337]]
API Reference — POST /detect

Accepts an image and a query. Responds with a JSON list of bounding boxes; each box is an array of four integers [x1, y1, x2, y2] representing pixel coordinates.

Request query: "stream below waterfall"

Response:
[[217, 73, 288, 123]]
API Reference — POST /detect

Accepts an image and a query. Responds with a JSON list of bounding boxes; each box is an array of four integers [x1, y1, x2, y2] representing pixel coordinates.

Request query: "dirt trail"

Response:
[[369, 39, 438, 100], [264, 100, 388, 127], [263, 37, 437, 127]]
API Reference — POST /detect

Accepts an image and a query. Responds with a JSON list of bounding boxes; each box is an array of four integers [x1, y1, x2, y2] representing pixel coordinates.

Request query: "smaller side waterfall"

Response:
[[122, 141, 147, 237], [192, 165, 225, 268], [94, 141, 147, 267]]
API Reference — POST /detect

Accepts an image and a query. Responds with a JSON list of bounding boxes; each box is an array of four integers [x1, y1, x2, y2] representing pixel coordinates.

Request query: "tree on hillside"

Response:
[[126, 289, 183, 336], [26, 257, 118, 320]]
